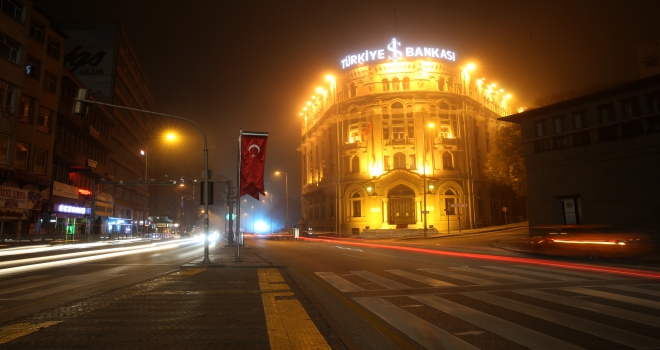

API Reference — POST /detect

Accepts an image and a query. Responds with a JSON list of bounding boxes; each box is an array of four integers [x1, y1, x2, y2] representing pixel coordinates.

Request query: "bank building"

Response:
[[297, 38, 525, 236]]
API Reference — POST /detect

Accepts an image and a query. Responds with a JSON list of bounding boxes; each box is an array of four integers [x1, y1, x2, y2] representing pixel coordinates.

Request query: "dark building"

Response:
[[501, 74, 660, 232]]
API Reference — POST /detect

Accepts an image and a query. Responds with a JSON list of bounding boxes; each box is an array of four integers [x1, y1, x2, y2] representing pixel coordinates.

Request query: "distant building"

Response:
[[297, 38, 523, 235], [0, 2, 64, 237], [500, 74, 660, 232], [638, 39, 660, 78], [55, 23, 156, 234]]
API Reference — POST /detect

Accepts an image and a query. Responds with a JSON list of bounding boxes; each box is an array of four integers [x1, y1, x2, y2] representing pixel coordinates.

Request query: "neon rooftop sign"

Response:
[[341, 38, 456, 69]]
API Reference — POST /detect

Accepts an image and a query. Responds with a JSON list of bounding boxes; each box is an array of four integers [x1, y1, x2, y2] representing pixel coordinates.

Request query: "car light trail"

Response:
[[300, 237, 660, 279], [0, 239, 200, 277], [0, 239, 146, 257]]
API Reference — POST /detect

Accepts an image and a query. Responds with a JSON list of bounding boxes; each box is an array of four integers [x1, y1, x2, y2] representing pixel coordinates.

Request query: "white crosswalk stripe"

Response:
[[480, 265, 584, 281], [561, 286, 660, 309], [449, 266, 539, 283], [417, 268, 499, 285], [384, 269, 456, 287], [510, 264, 619, 280], [350, 271, 412, 290], [315, 272, 364, 292]]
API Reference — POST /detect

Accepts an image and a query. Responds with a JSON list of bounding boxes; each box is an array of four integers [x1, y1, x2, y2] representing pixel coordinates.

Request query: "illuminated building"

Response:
[[298, 38, 523, 235], [501, 74, 660, 232]]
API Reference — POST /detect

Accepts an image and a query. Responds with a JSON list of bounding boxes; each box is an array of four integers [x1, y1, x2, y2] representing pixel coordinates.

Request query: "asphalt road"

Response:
[[0, 238, 206, 325], [250, 234, 660, 349]]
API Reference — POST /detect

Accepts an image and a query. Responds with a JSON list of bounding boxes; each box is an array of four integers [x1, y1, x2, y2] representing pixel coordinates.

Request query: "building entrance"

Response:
[[388, 184, 415, 225]]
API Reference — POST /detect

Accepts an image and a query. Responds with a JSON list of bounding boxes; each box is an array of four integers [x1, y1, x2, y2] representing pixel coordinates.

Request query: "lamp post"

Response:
[[422, 120, 434, 238], [73, 96, 212, 263], [275, 171, 289, 230]]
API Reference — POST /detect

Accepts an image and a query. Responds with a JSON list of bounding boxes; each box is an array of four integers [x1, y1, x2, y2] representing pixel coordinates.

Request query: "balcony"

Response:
[[433, 137, 458, 149], [344, 141, 366, 152], [385, 138, 413, 147]]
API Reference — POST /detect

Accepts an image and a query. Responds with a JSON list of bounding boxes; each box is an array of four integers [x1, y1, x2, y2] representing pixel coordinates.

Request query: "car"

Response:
[[530, 225, 655, 259]]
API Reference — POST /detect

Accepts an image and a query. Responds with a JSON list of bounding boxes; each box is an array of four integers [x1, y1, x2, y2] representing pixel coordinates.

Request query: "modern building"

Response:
[[0, 2, 65, 237], [297, 38, 523, 235], [500, 74, 660, 232], [55, 23, 156, 235]]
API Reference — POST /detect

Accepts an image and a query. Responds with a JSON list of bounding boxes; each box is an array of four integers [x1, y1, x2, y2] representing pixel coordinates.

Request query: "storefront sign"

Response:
[[341, 38, 456, 69], [57, 204, 86, 214], [53, 181, 79, 200], [0, 208, 28, 220], [96, 192, 113, 203], [94, 201, 114, 217], [79, 188, 92, 196], [0, 185, 43, 210]]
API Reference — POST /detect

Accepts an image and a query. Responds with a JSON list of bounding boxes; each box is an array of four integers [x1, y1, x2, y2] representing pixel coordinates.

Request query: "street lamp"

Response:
[[275, 171, 289, 230], [422, 121, 434, 238]]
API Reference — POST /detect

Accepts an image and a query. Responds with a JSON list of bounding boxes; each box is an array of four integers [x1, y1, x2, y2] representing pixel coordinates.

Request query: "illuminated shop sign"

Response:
[[341, 38, 456, 69], [79, 189, 92, 196], [57, 204, 86, 214]]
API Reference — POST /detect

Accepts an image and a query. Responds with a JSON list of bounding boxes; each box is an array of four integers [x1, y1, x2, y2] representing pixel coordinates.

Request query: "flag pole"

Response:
[[235, 130, 242, 262]]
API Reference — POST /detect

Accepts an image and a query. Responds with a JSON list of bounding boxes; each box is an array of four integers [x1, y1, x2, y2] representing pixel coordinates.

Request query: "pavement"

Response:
[[0, 244, 351, 349]]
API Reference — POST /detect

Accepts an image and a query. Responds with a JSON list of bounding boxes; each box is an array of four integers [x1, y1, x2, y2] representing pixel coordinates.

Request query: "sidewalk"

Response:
[[0, 244, 348, 349]]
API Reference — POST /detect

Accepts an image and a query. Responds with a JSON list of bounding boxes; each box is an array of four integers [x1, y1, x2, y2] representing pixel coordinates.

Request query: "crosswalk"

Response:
[[0, 273, 124, 301], [316, 265, 660, 349]]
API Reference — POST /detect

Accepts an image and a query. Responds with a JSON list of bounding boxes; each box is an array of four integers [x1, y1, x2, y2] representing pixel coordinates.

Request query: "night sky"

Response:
[[35, 0, 660, 227]]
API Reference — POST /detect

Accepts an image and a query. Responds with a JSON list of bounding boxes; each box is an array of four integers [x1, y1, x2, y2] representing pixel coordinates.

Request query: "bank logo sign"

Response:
[[341, 38, 456, 69]]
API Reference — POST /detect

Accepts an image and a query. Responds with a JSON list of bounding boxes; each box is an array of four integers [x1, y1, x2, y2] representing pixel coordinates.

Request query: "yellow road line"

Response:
[[175, 268, 206, 276], [0, 321, 61, 344], [259, 268, 331, 350]]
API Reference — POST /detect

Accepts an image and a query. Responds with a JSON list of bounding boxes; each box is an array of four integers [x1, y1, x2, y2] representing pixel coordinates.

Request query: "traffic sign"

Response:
[[502, 206, 508, 212], [451, 203, 468, 208]]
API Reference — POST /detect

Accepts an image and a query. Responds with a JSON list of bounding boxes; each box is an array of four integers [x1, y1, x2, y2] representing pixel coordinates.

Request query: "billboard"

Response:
[[0, 185, 43, 210], [59, 23, 118, 102]]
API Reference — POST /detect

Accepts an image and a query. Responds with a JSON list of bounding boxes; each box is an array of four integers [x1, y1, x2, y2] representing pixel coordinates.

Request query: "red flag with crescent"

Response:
[[240, 132, 268, 199]]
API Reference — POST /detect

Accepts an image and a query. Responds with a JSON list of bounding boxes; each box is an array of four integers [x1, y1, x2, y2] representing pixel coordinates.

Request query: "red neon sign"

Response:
[[78, 189, 92, 196]]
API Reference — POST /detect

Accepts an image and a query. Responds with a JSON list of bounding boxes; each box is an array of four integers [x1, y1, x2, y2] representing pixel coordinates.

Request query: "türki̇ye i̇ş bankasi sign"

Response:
[[340, 38, 456, 69]]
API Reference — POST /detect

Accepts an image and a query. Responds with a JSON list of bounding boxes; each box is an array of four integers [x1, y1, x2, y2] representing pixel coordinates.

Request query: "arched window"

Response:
[[351, 192, 362, 217], [393, 152, 406, 169], [402, 77, 410, 90], [350, 82, 357, 97], [438, 77, 446, 91], [392, 77, 400, 91], [442, 152, 453, 170], [351, 155, 360, 174], [382, 78, 390, 92]]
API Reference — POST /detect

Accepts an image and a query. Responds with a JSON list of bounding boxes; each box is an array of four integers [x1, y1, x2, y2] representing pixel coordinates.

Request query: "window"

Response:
[[393, 152, 406, 169], [46, 38, 60, 60], [442, 152, 453, 170], [349, 82, 357, 97], [351, 155, 359, 174], [438, 77, 445, 91], [535, 121, 545, 137], [553, 117, 563, 133], [351, 193, 362, 217], [43, 71, 56, 93], [383, 155, 390, 170], [573, 112, 585, 130], [621, 97, 639, 119], [553, 136, 570, 149], [37, 107, 51, 133], [382, 78, 390, 92], [25, 56, 41, 80], [572, 131, 591, 146], [647, 91, 660, 114], [392, 77, 400, 91], [14, 142, 28, 170], [348, 123, 359, 143], [402, 77, 410, 90], [18, 95, 32, 123], [445, 190, 456, 215], [598, 104, 614, 124], [409, 154, 416, 170], [439, 121, 452, 138], [0, 32, 21, 64], [0, 80, 15, 113], [0, 0, 25, 23], [392, 125, 405, 139], [29, 20, 45, 43], [0, 134, 8, 164]]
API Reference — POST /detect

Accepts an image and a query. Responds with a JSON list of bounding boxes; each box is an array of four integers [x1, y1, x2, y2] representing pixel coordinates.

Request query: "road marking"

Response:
[[354, 296, 479, 350], [411, 295, 582, 350], [606, 285, 660, 297], [315, 272, 365, 292], [350, 271, 412, 290], [340, 253, 369, 259], [465, 291, 660, 349], [562, 287, 660, 309], [0, 321, 61, 345], [259, 268, 330, 350], [481, 266, 584, 281], [450, 266, 538, 283], [176, 268, 205, 276], [512, 289, 660, 327], [512, 264, 617, 280], [418, 268, 499, 285], [385, 269, 456, 287]]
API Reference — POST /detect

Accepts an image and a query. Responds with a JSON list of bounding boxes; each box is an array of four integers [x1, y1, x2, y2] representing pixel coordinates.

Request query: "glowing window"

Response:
[[442, 152, 453, 170]]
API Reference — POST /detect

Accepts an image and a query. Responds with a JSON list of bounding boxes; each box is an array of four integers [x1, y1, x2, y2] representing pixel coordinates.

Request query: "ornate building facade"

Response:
[[298, 39, 524, 235]]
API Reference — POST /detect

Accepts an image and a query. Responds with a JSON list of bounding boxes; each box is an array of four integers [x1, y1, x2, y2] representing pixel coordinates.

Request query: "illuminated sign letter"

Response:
[[405, 47, 414, 56]]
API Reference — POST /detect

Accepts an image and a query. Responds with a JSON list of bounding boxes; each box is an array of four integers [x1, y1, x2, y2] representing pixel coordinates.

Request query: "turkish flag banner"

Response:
[[240, 133, 268, 199]]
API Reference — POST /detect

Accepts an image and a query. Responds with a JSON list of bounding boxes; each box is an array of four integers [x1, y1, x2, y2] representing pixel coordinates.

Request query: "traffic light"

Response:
[[200, 182, 214, 205], [73, 89, 90, 116]]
